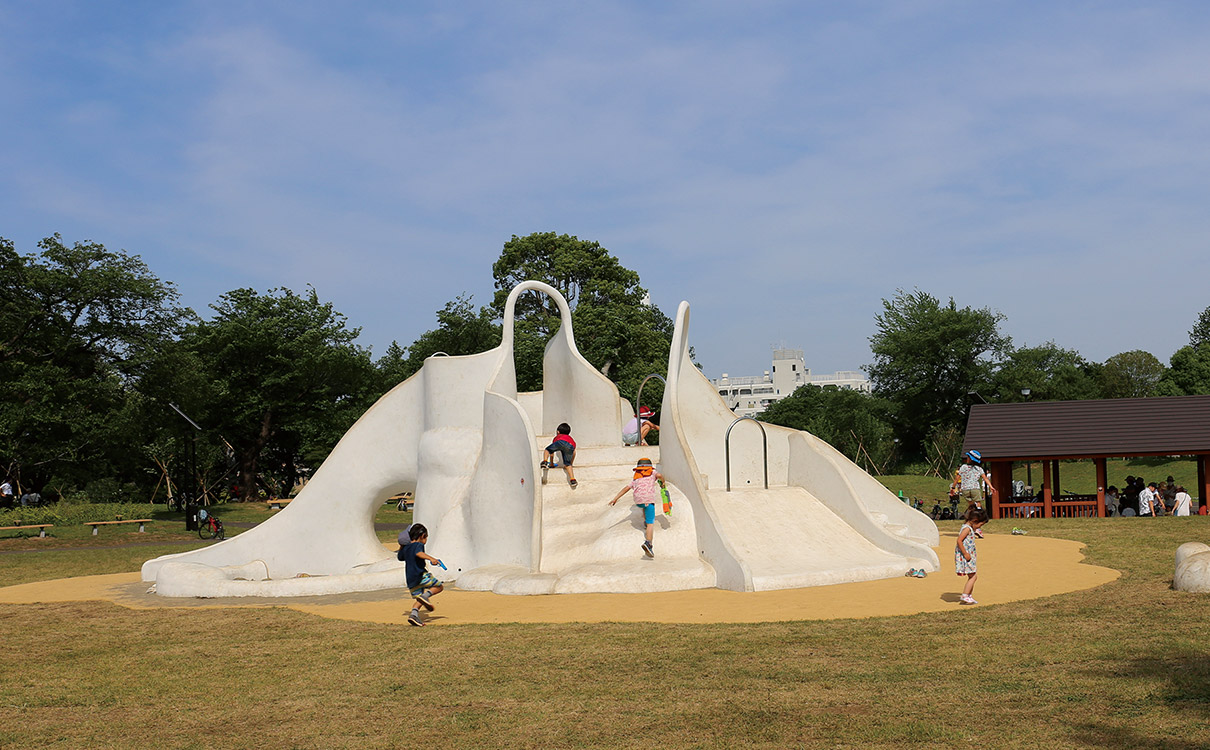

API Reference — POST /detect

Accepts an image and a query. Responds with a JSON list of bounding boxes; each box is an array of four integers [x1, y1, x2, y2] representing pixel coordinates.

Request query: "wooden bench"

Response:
[[265, 498, 293, 510], [388, 492, 414, 511], [86, 519, 153, 535], [0, 523, 53, 538]]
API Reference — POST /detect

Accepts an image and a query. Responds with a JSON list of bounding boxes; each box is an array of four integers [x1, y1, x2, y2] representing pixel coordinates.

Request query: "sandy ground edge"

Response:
[[0, 533, 1119, 624]]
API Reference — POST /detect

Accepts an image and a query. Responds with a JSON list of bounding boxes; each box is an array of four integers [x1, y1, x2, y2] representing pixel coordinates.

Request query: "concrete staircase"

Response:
[[456, 443, 716, 594]]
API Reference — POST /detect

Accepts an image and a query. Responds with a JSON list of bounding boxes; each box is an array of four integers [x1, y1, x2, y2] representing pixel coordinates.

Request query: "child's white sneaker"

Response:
[[959, 594, 977, 605]]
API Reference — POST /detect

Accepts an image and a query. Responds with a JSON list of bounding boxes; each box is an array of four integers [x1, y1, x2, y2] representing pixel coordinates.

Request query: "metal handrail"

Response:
[[633, 374, 666, 424], [725, 416, 768, 492]]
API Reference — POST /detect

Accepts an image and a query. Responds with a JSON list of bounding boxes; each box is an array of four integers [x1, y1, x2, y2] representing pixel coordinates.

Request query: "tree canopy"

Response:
[[1157, 344, 1210, 397], [1189, 305, 1210, 349], [489, 232, 674, 396], [377, 294, 501, 387], [1098, 350, 1165, 399], [759, 385, 896, 473], [175, 287, 376, 501], [866, 289, 1010, 458], [0, 235, 188, 497], [990, 342, 1100, 403]]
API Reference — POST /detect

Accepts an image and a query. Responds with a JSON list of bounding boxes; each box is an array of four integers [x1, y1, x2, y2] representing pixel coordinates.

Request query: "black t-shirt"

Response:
[[399, 541, 427, 588]]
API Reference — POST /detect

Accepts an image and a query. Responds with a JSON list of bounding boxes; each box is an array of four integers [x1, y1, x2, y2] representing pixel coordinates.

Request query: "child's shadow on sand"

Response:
[[629, 513, 671, 532], [939, 592, 964, 603]]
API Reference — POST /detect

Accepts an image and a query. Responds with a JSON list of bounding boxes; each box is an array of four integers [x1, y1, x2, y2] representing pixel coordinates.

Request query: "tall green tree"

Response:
[[178, 287, 375, 500], [1157, 344, 1210, 396], [378, 294, 501, 387], [759, 385, 896, 473], [489, 232, 674, 396], [866, 289, 1010, 458], [990, 342, 1100, 402], [0, 235, 188, 496], [1189, 305, 1210, 349], [1098, 350, 1165, 399]]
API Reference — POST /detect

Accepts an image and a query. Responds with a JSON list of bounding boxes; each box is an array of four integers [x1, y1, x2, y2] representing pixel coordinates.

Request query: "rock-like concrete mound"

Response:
[[1173, 542, 1210, 593]]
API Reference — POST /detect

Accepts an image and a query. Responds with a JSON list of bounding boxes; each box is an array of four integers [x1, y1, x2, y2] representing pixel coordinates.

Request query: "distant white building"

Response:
[[710, 348, 871, 418]]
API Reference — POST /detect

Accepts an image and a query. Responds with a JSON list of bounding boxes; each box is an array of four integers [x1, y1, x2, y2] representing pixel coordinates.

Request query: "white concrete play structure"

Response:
[[143, 281, 939, 598]]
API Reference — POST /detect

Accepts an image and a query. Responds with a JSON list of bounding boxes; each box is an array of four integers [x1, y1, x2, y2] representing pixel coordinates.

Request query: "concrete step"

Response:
[[536, 444, 661, 467]]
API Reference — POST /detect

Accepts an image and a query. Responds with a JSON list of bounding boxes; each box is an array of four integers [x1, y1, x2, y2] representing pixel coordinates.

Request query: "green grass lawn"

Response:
[[2, 514, 1208, 748], [0, 500, 413, 586]]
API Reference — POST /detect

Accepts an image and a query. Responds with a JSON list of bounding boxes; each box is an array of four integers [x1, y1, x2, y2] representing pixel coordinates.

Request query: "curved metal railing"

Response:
[[725, 416, 768, 492], [633, 373, 666, 423]]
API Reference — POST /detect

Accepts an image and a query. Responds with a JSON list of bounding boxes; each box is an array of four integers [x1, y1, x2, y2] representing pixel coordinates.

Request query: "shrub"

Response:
[[0, 502, 151, 528]]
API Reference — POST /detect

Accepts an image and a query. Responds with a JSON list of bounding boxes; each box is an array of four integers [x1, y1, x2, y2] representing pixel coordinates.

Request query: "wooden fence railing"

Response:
[[997, 495, 1100, 519]]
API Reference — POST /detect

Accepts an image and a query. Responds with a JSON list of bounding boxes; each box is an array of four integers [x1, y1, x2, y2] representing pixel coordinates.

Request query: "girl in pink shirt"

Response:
[[609, 457, 663, 558]]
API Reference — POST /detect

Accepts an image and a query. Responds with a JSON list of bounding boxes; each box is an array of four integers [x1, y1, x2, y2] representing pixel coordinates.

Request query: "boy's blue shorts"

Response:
[[409, 571, 440, 597], [545, 441, 575, 466], [639, 502, 655, 525]]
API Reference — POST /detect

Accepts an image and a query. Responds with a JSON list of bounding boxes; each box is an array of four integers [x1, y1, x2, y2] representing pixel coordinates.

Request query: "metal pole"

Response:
[[725, 416, 769, 492]]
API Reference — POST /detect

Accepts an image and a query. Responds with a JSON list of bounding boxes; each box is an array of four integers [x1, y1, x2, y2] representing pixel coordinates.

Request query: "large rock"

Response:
[[1174, 542, 1210, 593]]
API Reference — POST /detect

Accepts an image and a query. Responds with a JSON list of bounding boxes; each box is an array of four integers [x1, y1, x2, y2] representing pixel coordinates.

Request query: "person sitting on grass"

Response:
[[541, 422, 578, 488], [398, 523, 444, 627]]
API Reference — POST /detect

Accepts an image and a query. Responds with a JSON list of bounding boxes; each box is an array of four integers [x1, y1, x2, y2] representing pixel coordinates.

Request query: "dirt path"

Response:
[[0, 532, 1117, 624]]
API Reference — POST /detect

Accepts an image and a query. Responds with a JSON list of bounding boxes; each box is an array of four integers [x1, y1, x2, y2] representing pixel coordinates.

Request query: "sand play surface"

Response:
[[0, 532, 1117, 625]]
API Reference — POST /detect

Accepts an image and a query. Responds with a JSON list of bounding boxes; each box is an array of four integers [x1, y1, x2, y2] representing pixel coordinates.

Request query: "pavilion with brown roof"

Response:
[[962, 395, 1210, 519]]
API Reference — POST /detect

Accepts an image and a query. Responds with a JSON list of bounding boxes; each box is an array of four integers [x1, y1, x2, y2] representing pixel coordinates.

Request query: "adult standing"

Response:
[[0, 478, 13, 507], [953, 450, 995, 511], [1172, 486, 1193, 516], [1139, 482, 1162, 517]]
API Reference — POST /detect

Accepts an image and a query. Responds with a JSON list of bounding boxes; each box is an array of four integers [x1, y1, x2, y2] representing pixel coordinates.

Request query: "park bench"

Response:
[[265, 498, 293, 509], [0, 523, 54, 538], [388, 492, 414, 511], [86, 519, 153, 535]]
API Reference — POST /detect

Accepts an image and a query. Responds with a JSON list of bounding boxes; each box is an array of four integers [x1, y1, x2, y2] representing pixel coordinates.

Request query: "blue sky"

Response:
[[3, 1, 1209, 378]]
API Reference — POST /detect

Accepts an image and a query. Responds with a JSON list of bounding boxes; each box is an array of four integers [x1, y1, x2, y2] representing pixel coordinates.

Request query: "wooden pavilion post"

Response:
[[988, 460, 1009, 519], [1095, 457, 1107, 518], [1199, 455, 1209, 513], [1042, 460, 1053, 518]]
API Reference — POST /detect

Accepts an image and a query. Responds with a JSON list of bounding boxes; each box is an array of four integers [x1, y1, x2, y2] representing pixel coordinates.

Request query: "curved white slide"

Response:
[[144, 281, 938, 598]]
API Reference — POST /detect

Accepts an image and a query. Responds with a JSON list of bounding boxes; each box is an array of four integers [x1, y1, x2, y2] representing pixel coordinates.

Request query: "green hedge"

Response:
[[0, 502, 153, 528]]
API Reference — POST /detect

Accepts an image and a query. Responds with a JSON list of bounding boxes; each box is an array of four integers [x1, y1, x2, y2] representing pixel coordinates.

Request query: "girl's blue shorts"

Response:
[[640, 502, 655, 525]]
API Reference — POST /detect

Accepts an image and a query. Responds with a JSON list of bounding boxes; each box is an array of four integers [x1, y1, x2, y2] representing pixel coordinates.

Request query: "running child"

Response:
[[955, 508, 987, 605], [398, 523, 444, 626], [609, 457, 663, 558], [542, 422, 578, 488]]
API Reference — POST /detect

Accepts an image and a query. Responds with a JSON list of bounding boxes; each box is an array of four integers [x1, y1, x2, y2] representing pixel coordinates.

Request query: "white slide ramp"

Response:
[[707, 486, 934, 591]]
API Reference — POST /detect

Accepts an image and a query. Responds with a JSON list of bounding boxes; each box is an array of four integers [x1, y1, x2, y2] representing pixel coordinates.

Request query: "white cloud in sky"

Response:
[[1, 0, 1207, 377]]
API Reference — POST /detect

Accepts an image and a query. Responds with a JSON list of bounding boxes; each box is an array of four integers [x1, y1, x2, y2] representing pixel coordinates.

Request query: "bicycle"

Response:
[[197, 508, 225, 540]]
